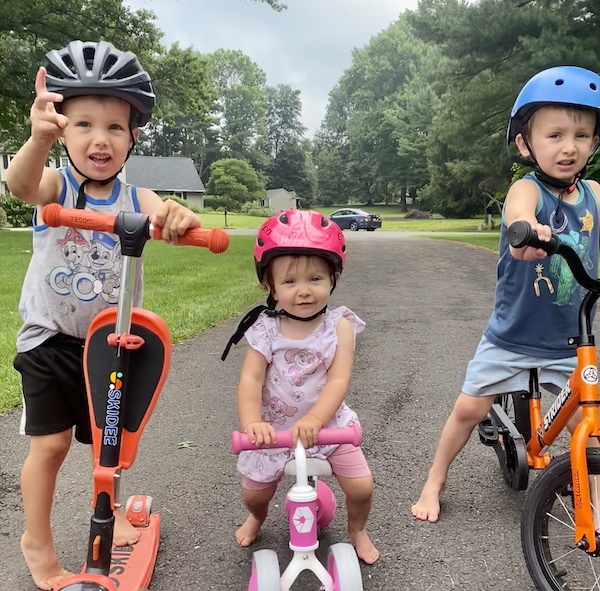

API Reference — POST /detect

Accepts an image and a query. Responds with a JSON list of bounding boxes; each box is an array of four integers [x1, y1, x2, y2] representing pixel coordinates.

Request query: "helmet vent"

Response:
[[321, 217, 329, 227], [555, 78, 564, 86], [591, 83, 598, 91], [257, 238, 264, 247], [279, 213, 288, 224], [82, 47, 96, 71], [103, 55, 118, 75], [62, 55, 76, 75]]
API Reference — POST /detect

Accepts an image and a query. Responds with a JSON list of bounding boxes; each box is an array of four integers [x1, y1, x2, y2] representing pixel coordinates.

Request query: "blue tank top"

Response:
[[485, 173, 599, 359]]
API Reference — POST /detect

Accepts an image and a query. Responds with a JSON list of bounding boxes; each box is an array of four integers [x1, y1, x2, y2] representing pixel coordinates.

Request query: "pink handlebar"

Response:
[[231, 423, 362, 454]]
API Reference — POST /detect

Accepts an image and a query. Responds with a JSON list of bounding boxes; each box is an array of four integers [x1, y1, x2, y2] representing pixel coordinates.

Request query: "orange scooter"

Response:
[[42, 203, 229, 591]]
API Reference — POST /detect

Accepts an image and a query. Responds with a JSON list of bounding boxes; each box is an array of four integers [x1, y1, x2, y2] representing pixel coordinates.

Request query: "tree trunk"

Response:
[[400, 186, 408, 213]]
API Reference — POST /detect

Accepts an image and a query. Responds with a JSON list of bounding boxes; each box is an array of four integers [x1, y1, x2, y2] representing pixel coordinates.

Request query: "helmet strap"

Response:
[[60, 131, 136, 210]]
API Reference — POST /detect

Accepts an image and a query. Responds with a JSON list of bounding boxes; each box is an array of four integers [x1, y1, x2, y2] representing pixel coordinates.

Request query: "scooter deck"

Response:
[[81, 514, 160, 590]]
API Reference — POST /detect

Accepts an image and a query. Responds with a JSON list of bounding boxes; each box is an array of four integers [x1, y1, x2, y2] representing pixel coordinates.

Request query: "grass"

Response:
[[0, 216, 502, 414], [0, 232, 262, 413]]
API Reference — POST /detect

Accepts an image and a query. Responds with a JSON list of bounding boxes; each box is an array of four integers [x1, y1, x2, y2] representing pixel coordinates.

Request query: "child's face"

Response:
[[516, 106, 598, 183], [62, 96, 138, 182], [270, 255, 333, 318]]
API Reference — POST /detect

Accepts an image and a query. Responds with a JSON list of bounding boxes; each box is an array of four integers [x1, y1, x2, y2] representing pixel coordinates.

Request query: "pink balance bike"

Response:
[[42, 203, 229, 591], [231, 424, 364, 591]]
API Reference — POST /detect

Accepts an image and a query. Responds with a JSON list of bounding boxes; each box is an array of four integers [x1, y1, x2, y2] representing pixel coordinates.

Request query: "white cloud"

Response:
[[124, 0, 419, 136]]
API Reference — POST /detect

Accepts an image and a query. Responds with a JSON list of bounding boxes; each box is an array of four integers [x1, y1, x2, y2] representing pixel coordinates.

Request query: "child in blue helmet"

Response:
[[412, 66, 600, 523], [7, 41, 199, 590]]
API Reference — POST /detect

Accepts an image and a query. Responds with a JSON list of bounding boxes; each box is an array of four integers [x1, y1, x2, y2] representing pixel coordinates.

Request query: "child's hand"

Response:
[[292, 414, 323, 449], [30, 67, 68, 145], [149, 199, 200, 244], [515, 222, 553, 261], [245, 422, 277, 447]]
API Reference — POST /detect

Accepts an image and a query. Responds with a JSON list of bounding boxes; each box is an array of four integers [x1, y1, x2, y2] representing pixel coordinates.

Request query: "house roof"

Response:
[[125, 156, 205, 193]]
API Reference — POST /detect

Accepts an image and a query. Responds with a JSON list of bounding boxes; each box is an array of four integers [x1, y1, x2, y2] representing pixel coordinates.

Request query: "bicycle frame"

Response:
[[509, 221, 600, 553]]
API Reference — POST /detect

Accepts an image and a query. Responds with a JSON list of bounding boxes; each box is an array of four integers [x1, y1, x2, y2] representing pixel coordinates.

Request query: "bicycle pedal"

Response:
[[478, 418, 499, 446]]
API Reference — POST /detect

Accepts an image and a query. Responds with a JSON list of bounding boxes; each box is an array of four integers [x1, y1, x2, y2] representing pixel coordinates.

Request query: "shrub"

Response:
[[204, 195, 239, 211], [246, 207, 274, 217], [0, 206, 6, 228], [0, 194, 35, 227]]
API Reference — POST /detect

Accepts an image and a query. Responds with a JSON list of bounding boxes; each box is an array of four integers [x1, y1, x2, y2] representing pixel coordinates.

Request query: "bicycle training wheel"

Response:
[[248, 549, 280, 591], [522, 449, 600, 591], [496, 390, 531, 442]]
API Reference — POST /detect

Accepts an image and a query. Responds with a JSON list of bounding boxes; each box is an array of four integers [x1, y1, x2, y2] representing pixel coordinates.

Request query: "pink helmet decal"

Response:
[[254, 210, 345, 281]]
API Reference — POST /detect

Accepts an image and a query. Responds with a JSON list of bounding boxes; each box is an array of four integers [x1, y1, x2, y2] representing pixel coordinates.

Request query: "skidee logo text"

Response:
[[104, 371, 123, 446]]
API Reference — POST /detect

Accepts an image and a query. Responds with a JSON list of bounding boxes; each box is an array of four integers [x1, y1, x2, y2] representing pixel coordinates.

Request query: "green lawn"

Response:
[[0, 220, 502, 414], [0, 232, 262, 413]]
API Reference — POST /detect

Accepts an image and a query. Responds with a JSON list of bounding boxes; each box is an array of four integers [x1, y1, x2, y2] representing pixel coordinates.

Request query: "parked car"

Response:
[[329, 208, 382, 231]]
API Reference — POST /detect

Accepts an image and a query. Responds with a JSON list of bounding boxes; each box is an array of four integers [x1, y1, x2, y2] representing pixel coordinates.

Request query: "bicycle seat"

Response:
[[284, 458, 333, 478]]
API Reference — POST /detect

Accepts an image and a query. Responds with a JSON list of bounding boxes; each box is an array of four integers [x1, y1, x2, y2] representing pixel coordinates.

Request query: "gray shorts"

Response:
[[462, 336, 576, 397]]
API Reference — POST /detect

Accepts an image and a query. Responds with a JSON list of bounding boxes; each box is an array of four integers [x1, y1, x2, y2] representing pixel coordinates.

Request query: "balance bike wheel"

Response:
[[316, 481, 336, 530], [327, 543, 363, 591], [248, 549, 280, 591], [125, 495, 153, 527]]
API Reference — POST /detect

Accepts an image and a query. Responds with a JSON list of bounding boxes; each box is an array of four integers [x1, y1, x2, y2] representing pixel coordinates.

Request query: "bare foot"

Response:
[[235, 514, 263, 547], [21, 531, 74, 590], [349, 529, 379, 564], [411, 478, 443, 523], [113, 507, 141, 547]]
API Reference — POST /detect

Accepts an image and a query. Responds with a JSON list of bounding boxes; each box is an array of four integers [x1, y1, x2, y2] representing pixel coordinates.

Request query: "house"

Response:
[[1, 154, 205, 208], [123, 156, 205, 208], [257, 188, 298, 213]]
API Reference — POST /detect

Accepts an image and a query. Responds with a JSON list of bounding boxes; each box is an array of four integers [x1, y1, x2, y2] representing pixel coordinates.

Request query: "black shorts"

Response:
[[13, 333, 92, 444]]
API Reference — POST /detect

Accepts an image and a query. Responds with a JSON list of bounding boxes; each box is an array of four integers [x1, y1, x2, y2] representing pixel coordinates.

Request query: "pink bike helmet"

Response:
[[255, 209, 345, 282]]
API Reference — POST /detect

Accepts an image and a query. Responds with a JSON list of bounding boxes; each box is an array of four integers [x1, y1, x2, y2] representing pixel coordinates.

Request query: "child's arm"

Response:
[[137, 188, 200, 244], [503, 178, 552, 261], [6, 67, 64, 205], [237, 347, 277, 446], [292, 317, 355, 448]]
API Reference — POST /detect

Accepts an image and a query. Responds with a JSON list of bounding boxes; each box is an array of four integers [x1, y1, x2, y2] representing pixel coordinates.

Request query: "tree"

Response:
[[269, 142, 312, 202], [206, 158, 265, 210], [264, 84, 306, 159]]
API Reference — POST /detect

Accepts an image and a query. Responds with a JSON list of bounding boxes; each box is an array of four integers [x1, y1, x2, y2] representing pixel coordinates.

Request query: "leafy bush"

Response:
[[246, 207, 274, 217], [0, 206, 6, 228], [0, 194, 34, 227], [204, 195, 239, 211], [160, 195, 201, 214]]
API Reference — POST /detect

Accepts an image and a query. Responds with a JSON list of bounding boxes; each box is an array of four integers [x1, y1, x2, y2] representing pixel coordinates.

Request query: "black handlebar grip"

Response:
[[507, 220, 559, 255]]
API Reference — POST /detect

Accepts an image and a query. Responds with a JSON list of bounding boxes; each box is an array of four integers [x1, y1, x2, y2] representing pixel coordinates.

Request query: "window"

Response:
[[2, 154, 10, 169]]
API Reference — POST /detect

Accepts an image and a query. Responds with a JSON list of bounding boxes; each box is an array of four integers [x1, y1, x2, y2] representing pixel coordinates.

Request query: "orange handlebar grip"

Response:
[[42, 203, 116, 233], [152, 226, 230, 253]]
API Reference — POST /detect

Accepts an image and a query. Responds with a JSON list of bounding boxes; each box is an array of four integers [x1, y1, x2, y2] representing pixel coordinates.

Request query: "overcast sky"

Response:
[[123, 0, 419, 136]]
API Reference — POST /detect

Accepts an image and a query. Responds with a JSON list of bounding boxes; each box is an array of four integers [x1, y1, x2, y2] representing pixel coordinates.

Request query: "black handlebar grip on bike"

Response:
[[507, 220, 559, 255]]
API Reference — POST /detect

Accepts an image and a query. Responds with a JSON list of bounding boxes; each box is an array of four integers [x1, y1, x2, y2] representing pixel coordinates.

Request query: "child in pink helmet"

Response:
[[222, 209, 379, 564]]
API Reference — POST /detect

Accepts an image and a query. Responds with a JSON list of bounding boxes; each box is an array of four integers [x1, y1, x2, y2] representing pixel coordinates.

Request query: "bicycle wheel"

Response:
[[497, 390, 531, 442], [522, 449, 600, 591]]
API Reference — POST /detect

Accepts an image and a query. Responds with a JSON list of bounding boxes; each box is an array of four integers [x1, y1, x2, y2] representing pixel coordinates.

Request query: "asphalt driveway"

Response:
[[0, 232, 541, 590]]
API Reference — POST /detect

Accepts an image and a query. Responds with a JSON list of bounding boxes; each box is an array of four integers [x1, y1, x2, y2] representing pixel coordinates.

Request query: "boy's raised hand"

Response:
[[30, 67, 68, 144], [150, 199, 200, 244]]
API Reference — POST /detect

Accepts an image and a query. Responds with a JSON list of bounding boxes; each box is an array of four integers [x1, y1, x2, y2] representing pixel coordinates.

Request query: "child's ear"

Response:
[[130, 127, 139, 147], [515, 133, 531, 158]]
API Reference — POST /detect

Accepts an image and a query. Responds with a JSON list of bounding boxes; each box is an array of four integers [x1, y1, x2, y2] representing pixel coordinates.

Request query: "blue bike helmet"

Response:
[[507, 66, 600, 144]]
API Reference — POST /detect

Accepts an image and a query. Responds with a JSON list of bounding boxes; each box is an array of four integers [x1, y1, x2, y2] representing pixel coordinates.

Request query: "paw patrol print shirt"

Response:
[[237, 306, 365, 484], [16, 168, 143, 352]]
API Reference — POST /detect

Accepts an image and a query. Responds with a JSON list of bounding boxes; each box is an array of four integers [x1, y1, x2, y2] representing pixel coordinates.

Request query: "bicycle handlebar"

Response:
[[42, 203, 230, 253], [507, 220, 600, 293], [231, 423, 362, 454]]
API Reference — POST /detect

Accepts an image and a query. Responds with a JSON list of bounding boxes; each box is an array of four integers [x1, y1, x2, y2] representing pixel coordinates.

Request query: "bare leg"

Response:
[[87, 449, 140, 547], [21, 430, 74, 590], [411, 393, 495, 523], [235, 484, 277, 547], [336, 474, 379, 564]]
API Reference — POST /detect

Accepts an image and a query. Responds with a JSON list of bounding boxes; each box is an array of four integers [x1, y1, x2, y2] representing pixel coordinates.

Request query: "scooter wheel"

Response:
[[327, 543, 363, 591], [316, 481, 336, 530], [248, 549, 280, 591]]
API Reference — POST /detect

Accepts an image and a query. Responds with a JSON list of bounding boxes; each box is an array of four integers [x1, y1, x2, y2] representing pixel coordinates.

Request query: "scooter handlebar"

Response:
[[42, 203, 230, 253], [231, 423, 362, 454]]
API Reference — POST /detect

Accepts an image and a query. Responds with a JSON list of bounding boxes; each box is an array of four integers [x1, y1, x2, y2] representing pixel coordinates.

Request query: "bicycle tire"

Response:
[[521, 449, 600, 591], [497, 390, 531, 442]]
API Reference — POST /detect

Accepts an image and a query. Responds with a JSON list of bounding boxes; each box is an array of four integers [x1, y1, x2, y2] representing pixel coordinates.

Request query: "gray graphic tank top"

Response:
[[16, 168, 144, 352]]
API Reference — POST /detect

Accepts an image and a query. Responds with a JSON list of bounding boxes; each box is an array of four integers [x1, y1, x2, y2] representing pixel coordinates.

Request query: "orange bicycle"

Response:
[[478, 220, 600, 591]]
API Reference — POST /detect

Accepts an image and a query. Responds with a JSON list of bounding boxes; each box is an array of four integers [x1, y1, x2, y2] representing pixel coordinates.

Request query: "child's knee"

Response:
[[29, 431, 72, 463], [453, 394, 494, 425], [242, 484, 277, 510], [339, 476, 373, 504]]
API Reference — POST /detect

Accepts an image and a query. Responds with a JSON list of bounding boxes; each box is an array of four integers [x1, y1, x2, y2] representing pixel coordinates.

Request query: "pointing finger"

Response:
[[35, 67, 48, 96]]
